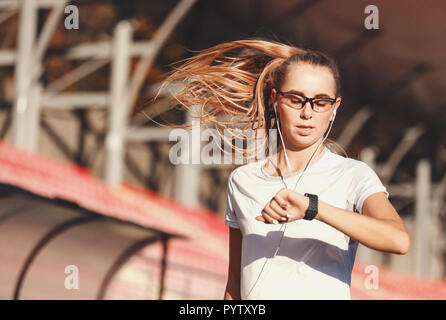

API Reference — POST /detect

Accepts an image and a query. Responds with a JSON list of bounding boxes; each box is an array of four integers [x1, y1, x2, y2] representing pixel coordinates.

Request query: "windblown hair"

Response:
[[156, 39, 347, 162]]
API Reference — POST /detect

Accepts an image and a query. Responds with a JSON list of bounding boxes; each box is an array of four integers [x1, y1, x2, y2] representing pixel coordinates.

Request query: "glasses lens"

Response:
[[313, 98, 333, 112], [283, 94, 305, 109]]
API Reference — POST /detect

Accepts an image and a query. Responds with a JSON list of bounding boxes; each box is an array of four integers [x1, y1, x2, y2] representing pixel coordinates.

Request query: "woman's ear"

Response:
[[332, 97, 341, 119], [335, 96, 341, 108], [270, 88, 277, 103], [268, 88, 279, 116]]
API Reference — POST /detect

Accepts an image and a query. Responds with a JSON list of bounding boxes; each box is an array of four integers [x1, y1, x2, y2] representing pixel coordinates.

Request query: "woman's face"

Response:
[[271, 63, 341, 149]]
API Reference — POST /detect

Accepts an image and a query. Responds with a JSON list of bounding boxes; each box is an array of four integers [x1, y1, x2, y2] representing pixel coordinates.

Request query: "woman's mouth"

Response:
[[296, 125, 314, 135]]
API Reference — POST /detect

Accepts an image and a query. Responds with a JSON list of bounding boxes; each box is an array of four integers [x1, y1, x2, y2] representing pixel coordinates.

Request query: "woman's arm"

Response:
[[257, 189, 410, 255], [224, 227, 242, 300], [317, 192, 410, 254]]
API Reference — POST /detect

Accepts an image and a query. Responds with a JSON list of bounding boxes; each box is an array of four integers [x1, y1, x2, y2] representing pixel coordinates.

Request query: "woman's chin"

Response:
[[287, 138, 316, 149], [282, 129, 321, 149], [291, 131, 315, 141]]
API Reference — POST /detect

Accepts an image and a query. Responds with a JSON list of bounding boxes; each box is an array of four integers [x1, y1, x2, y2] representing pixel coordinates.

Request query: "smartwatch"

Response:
[[303, 193, 318, 220]]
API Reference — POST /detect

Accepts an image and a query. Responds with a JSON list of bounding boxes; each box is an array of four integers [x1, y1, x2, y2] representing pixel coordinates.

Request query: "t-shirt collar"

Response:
[[260, 146, 330, 180]]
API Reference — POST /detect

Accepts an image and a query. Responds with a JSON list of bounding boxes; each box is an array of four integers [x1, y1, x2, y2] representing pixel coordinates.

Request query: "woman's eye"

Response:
[[289, 97, 304, 104], [315, 100, 330, 106]]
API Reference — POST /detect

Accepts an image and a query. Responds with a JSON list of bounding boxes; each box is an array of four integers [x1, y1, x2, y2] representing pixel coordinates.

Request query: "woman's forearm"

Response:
[[316, 200, 410, 254]]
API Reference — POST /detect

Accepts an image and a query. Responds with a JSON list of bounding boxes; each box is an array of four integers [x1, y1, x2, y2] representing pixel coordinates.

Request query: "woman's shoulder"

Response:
[[325, 149, 374, 173], [228, 158, 266, 183]]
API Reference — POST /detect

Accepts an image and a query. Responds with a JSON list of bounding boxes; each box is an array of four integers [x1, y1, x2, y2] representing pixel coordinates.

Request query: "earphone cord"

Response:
[[245, 116, 335, 299]]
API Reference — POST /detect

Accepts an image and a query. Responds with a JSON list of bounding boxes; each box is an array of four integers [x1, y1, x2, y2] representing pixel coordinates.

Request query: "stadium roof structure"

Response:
[[0, 139, 445, 299], [0, 139, 229, 299]]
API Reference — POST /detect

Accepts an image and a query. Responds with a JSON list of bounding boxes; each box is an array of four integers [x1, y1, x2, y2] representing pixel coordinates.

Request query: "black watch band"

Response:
[[303, 193, 318, 220]]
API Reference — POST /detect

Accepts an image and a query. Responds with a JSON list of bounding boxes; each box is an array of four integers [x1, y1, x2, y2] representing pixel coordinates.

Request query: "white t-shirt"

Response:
[[225, 146, 389, 300]]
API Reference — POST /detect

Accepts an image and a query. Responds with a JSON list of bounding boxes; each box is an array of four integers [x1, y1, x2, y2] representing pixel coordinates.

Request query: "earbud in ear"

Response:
[[331, 109, 337, 121], [273, 102, 279, 120]]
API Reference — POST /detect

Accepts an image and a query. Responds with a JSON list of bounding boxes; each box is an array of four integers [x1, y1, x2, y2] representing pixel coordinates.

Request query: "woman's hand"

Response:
[[255, 188, 310, 224]]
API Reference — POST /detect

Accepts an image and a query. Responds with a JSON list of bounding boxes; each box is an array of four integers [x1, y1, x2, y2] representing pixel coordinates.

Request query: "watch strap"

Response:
[[303, 193, 318, 220]]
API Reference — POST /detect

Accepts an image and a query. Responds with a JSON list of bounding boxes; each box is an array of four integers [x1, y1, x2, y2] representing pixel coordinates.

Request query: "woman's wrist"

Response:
[[314, 199, 327, 222]]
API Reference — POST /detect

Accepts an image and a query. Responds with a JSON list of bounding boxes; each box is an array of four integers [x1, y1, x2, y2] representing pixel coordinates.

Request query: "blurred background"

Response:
[[0, 0, 446, 299]]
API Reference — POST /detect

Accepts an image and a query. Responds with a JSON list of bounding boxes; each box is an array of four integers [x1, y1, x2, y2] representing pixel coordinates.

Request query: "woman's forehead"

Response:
[[283, 63, 336, 97]]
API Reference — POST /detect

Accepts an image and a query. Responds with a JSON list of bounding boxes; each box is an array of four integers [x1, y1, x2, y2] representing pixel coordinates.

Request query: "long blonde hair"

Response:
[[155, 39, 347, 162]]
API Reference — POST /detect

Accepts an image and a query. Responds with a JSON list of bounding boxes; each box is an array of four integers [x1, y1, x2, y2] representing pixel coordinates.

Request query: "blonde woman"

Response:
[[161, 39, 410, 300]]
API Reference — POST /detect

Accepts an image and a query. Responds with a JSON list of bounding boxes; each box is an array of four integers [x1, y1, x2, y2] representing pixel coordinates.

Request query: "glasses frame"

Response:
[[276, 89, 337, 112]]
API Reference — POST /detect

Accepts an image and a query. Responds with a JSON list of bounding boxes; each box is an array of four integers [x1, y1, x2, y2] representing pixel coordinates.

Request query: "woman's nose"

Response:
[[301, 101, 313, 118]]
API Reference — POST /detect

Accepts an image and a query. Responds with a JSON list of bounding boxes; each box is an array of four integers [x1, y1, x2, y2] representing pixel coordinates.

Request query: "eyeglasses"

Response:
[[276, 90, 337, 113]]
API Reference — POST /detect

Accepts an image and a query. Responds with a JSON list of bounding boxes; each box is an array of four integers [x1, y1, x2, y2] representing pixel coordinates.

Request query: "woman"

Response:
[[161, 39, 410, 300]]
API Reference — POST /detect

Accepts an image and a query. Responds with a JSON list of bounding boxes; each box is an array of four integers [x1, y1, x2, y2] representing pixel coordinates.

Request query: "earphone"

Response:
[[245, 101, 337, 299]]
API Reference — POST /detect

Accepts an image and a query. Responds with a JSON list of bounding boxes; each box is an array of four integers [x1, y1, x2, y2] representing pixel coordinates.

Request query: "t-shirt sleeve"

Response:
[[225, 170, 240, 229], [353, 162, 389, 214]]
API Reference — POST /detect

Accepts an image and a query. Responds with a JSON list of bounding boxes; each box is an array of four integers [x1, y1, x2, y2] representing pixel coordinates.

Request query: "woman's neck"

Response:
[[271, 142, 326, 176]]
